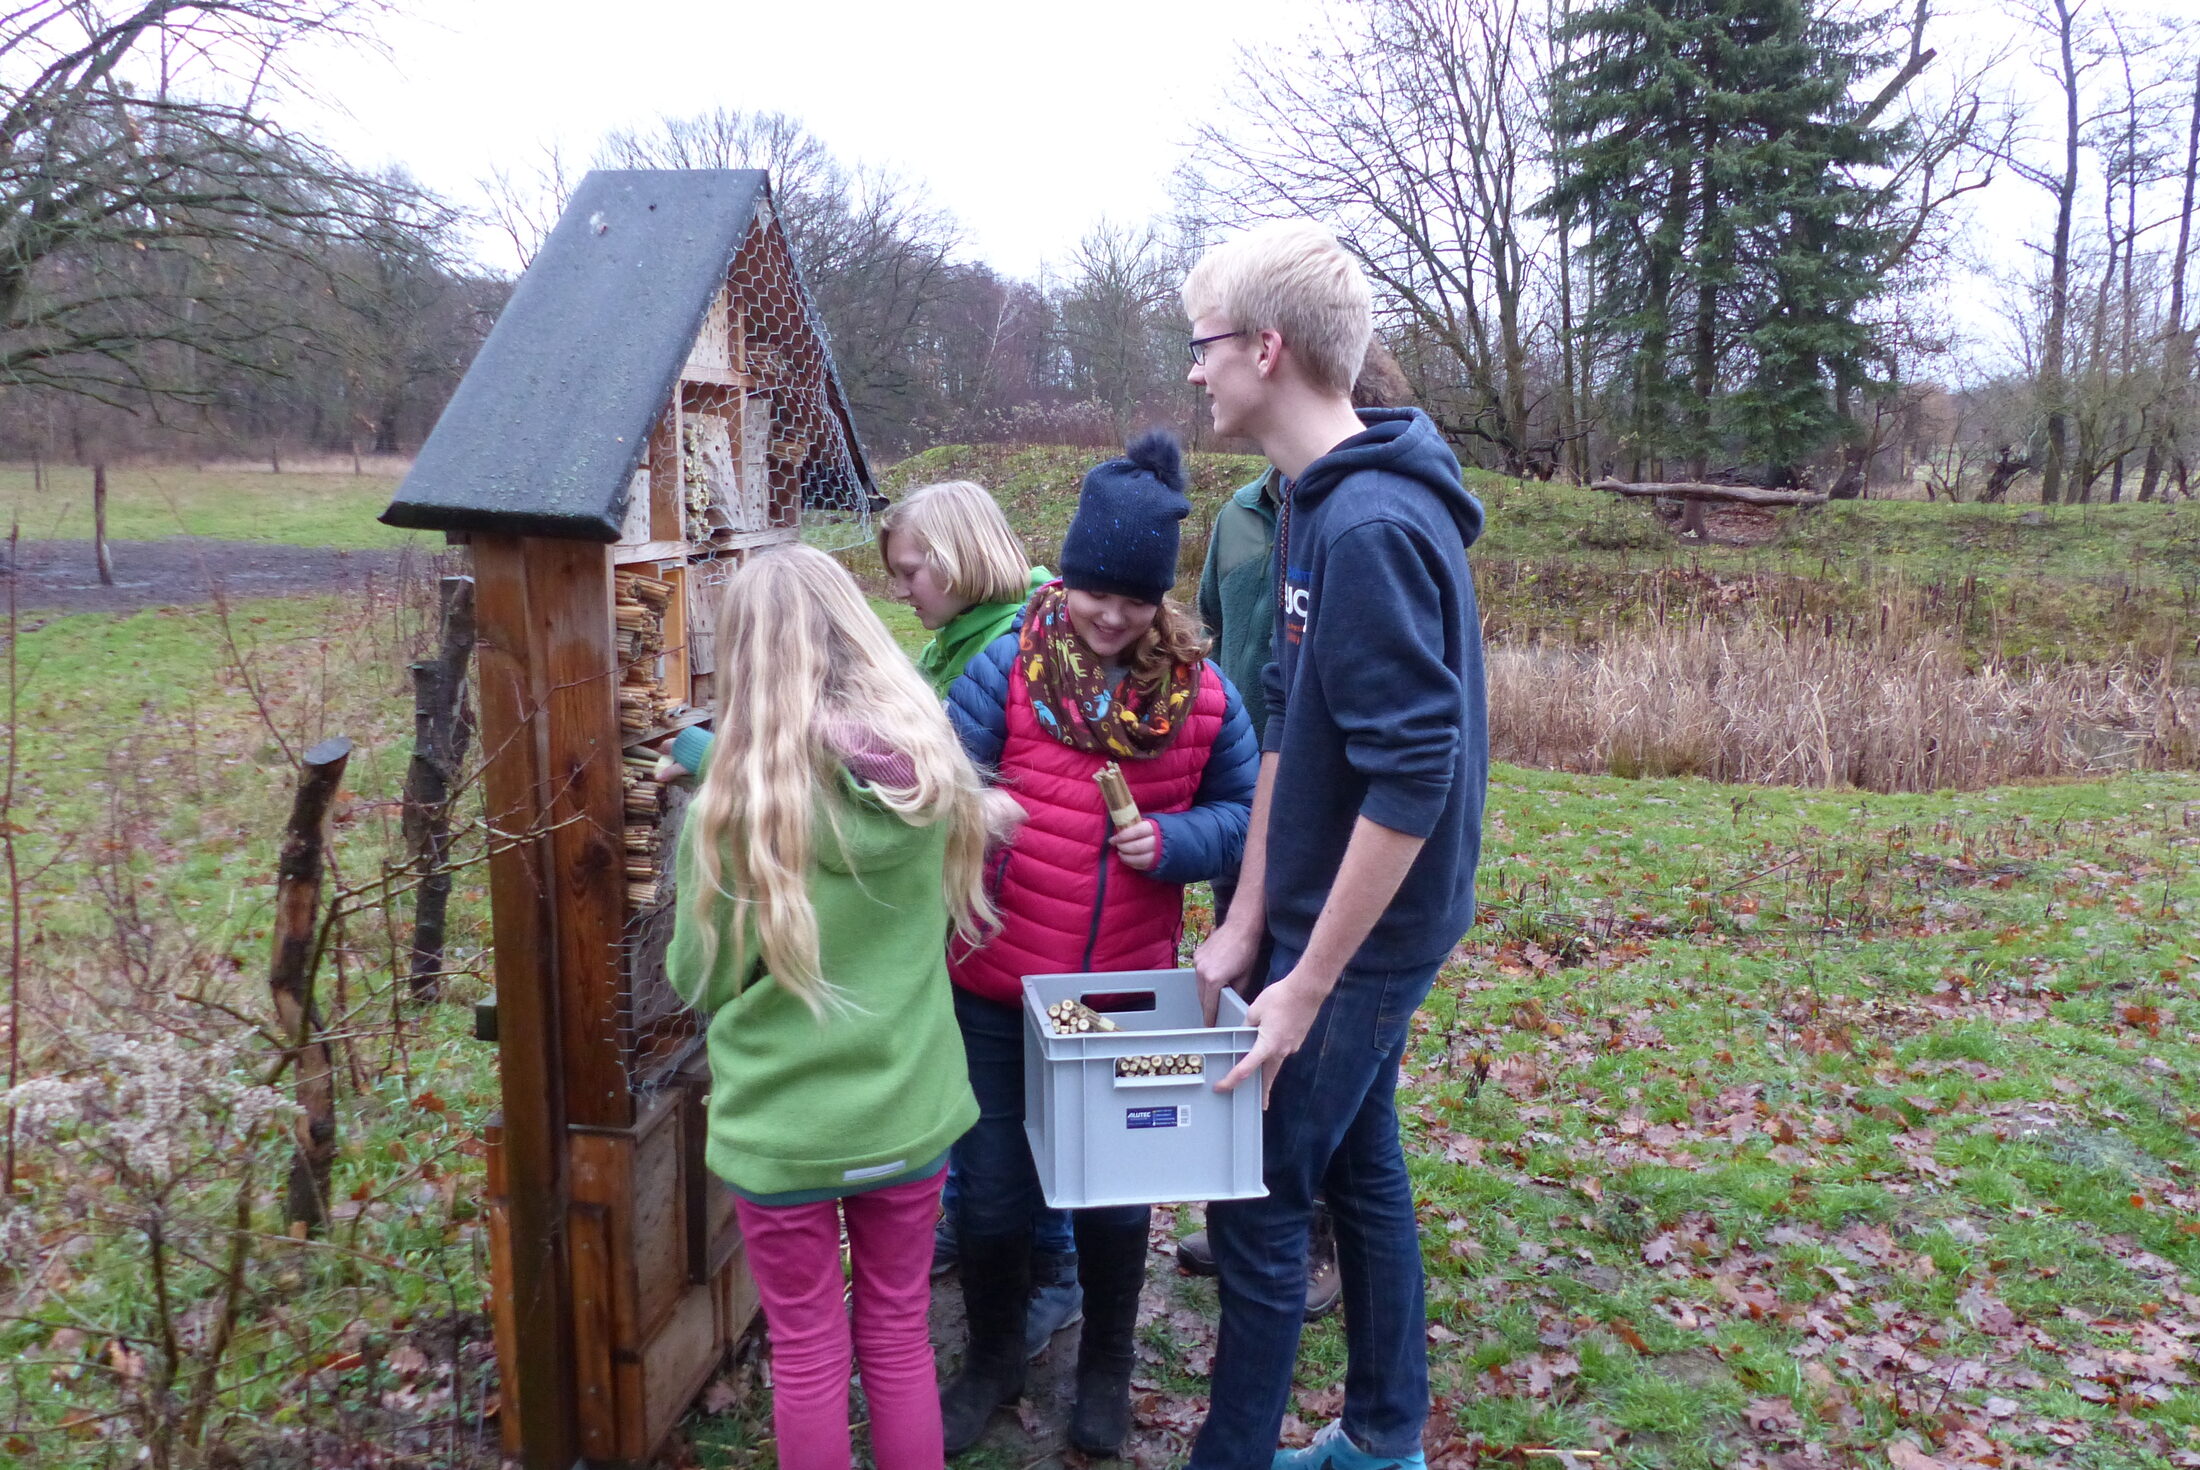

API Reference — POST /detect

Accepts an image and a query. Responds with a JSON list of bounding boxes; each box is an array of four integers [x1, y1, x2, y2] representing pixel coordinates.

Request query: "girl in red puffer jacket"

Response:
[[937, 431, 1259, 1456]]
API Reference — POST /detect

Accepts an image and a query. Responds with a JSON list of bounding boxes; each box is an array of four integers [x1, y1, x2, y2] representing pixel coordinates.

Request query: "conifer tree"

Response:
[[1546, 0, 1912, 484]]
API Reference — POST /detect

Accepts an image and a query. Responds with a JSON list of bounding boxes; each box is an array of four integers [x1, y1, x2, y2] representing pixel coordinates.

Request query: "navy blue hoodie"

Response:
[[1260, 408, 1487, 972]]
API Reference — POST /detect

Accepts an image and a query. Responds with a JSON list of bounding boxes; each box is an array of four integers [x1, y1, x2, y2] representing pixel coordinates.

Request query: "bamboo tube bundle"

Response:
[[1113, 1054, 1203, 1079], [622, 778, 662, 820], [1045, 999, 1121, 1035], [623, 572, 673, 610], [1094, 762, 1140, 832]]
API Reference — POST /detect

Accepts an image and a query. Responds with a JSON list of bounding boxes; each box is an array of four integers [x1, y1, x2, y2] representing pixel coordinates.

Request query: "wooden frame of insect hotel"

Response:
[[381, 169, 877, 1469]]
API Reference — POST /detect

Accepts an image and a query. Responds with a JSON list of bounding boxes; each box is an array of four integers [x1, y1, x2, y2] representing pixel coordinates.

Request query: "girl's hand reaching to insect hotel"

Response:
[[1108, 819, 1159, 871]]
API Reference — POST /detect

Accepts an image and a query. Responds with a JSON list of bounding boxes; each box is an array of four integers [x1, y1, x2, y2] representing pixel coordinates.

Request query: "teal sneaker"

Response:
[[1273, 1420, 1428, 1470]]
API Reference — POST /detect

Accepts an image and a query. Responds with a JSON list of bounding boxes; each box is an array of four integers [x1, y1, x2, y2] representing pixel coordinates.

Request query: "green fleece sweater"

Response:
[[666, 766, 978, 1200], [914, 565, 1054, 693]]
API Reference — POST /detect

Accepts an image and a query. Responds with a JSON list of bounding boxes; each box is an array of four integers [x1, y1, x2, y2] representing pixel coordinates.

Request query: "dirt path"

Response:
[[1, 536, 429, 615]]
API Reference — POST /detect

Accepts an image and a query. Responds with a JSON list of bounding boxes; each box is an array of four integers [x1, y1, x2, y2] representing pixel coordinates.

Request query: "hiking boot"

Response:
[[1175, 1226, 1217, 1276], [1025, 1249, 1085, 1359], [1305, 1204, 1341, 1320], [1273, 1419, 1428, 1470], [1181, 1212, 1341, 1317], [1067, 1211, 1149, 1455], [939, 1231, 1029, 1455]]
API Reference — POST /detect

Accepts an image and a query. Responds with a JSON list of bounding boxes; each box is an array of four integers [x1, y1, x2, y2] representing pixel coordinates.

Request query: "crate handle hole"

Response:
[[1079, 990, 1157, 1014]]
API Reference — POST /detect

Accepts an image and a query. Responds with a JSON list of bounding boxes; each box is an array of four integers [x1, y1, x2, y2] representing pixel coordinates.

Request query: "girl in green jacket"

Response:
[[879, 478, 1054, 693], [661, 480, 1085, 1361], [667, 545, 996, 1470]]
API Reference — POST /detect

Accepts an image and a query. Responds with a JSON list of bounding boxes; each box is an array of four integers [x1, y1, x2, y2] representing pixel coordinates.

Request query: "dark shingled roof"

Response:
[[381, 169, 865, 541]]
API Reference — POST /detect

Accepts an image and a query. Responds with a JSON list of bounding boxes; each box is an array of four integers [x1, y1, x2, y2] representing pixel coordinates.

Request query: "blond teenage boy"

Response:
[[1184, 223, 1488, 1470]]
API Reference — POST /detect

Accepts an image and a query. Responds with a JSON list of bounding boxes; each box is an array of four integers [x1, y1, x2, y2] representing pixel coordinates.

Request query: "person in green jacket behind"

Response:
[[667, 544, 1007, 1470], [1178, 342, 1416, 1316]]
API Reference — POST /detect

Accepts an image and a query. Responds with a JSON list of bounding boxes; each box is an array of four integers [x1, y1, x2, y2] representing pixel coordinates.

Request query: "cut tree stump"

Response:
[[270, 735, 351, 1235], [1593, 478, 1828, 540]]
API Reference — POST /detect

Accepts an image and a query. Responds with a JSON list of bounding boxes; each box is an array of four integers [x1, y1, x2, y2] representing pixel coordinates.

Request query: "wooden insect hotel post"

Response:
[[381, 169, 877, 1468]]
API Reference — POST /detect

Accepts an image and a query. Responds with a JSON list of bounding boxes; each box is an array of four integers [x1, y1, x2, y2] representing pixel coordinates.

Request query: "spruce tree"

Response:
[[1546, 0, 1910, 484]]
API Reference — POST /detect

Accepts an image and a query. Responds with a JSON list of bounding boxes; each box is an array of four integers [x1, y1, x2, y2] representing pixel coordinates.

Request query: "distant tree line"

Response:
[[0, 0, 509, 467], [8, 0, 2194, 503], [1182, 0, 2200, 501]]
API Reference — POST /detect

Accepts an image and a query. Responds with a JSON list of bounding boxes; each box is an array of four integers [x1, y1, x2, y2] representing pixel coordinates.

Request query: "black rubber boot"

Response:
[[1068, 1209, 1150, 1455], [941, 1230, 1031, 1456]]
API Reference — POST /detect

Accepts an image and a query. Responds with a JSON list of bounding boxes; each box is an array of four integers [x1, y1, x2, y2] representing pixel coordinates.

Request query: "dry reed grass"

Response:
[[1490, 622, 2198, 792]]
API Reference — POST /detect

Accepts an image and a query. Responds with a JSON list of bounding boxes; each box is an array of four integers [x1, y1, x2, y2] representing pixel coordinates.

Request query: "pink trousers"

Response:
[[732, 1169, 946, 1470]]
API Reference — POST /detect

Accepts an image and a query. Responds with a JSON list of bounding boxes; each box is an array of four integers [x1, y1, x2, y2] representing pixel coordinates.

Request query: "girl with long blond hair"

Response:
[[667, 544, 993, 1470]]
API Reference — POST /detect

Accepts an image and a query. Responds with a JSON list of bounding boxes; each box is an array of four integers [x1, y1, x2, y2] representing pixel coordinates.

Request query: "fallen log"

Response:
[[1592, 478, 1827, 539], [1591, 478, 1829, 507]]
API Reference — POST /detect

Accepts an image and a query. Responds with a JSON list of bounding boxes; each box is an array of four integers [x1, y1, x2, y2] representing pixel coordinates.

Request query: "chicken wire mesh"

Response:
[[610, 204, 876, 1091]]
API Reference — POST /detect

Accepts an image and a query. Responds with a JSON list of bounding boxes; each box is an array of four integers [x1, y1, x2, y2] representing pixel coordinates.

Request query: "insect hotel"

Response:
[[381, 169, 876, 1469]]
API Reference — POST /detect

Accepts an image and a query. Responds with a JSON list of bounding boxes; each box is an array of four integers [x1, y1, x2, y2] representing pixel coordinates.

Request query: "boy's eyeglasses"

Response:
[[1187, 331, 1246, 365]]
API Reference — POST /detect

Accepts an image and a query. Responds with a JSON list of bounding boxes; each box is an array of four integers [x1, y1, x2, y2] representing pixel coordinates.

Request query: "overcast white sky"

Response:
[[289, 0, 1321, 279], [266, 0, 2154, 376]]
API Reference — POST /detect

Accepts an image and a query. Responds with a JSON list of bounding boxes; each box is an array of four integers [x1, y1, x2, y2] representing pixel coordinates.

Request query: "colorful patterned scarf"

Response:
[[1018, 582, 1198, 759]]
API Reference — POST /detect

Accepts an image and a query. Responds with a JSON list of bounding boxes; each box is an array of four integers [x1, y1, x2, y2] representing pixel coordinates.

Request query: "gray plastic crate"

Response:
[[1021, 968, 1267, 1210]]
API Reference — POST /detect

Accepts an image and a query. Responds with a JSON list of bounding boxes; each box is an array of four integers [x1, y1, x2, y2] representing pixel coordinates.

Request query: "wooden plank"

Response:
[[469, 537, 580, 1470], [641, 1283, 722, 1454], [678, 1053, 712, 1285], [524, 537, 633, 1129], [569, 1202, 620, 1463], [716, 1238, 762, 1343], [481, 1115, 523, 1458], [679, 364, 753, 389], [567, 1130, 638, 1360], [612, 539, 691, 566], [649, 398, 683, 543], [631, 1102, 687, 1337], [656, 561, 691, 709]]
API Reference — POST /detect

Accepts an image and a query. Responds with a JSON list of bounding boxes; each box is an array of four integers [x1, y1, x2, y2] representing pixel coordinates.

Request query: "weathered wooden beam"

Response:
[[1592, 478, 1829, 507], [470, 537, 581, 1470], [269, 735, 351, 1235]]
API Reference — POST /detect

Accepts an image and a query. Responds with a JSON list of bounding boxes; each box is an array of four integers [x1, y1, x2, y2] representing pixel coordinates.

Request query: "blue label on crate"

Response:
[[1126, 1106, 1188, 1130]]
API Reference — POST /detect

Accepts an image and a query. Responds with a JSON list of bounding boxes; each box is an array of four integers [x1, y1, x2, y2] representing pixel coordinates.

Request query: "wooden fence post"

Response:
[[403, 576, 477, 1000], [269, 736, 351, 1235], [92, 461, 113, 587]]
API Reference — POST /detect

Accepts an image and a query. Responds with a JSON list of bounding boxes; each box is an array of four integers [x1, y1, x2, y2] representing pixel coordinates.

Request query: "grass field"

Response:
[[6, 454, 2200, 1467], [0, 462, 418, 548], [887, 446, 2200, 672]]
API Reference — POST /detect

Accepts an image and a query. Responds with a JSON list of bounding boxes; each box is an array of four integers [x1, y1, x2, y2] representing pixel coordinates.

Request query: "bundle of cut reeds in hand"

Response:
[[1094, 762, 1140, 833]]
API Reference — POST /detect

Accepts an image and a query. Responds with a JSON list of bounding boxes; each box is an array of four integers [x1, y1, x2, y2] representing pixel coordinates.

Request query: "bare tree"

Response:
[[2001, 0, 2104, 505], [1056, 220, 1179, 438], [2139, 59, 2199, 501], [0, 0, 439, 407], [1192, 0, 1556, 476]]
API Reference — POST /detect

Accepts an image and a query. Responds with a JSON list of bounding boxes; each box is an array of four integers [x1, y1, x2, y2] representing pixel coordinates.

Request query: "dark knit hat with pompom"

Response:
[[1059, 430, 1191, 604]]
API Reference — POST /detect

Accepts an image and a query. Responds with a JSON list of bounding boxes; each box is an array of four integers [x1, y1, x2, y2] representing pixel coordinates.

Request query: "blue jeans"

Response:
[[1190, 943, 1440, 1468], [950, 987, 1143, 1240], [939, 1163, 1077, 1255]]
